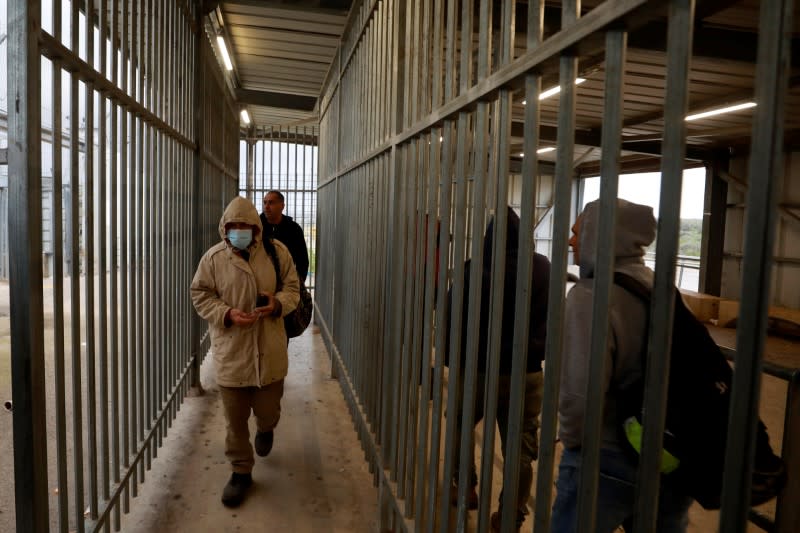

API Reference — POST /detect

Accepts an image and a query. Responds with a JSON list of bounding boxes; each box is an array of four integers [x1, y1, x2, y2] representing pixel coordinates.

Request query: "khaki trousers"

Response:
[[219, 380, 285, 473]]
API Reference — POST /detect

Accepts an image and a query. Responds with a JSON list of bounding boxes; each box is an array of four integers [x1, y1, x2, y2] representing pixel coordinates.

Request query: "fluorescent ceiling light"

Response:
[[523, 78, 586, 104], [685, 101, 756, 121], [217, 35, 233, 71], [240, 109, 251, 125], [519, 147, 556, 157]]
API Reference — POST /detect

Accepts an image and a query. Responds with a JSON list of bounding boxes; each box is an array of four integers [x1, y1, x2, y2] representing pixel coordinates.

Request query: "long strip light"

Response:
[[519, 147, 556, 157], [240, 109, 251, 125], [217, 35, 233, 71], [523, 78, 586, 104], [685, 101, 756, 121]]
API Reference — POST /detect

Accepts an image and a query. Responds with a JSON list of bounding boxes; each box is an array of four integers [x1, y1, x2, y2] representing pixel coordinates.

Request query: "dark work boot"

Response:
[[255, 430, 274, 457], [221, 472, 252, 507], [490, 510, 524, 532], [449, 480, 479, 510]]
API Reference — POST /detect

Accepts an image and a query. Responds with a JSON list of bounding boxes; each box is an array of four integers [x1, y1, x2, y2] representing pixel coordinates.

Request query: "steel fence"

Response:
[[6, 1, 238, 532], [315, 1, 795, 532]]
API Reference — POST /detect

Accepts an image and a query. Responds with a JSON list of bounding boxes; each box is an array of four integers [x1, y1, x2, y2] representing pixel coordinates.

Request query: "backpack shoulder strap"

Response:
[[613, 272, 652, 303], [263, 238, 283, 292]]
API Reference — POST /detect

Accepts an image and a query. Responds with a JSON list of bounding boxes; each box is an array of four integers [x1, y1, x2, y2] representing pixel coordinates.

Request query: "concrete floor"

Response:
[[118, 325, 381, 533]]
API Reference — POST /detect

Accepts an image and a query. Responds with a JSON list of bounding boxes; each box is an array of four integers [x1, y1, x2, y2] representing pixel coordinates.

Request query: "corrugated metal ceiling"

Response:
[[206, 0, 799, 172]]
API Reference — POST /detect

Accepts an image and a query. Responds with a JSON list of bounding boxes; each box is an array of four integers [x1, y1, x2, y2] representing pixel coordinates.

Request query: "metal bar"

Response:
[[38, 32, 195, 150], [500, 2, 544, 532], [50, 1, 71, 531], [440, 109, 471, 533], [576, 28, 627, 533], [109, 0, 123, 524], [119, 0, 131, 513], [8, 0, 49, 530], [83, 357, 197, 533], [699, 160, 728, 295], [424, 10, 455, 529], [720, 0, 794, 529], [321, 0, 655, 184], [632, 4, 693, 530], [85, 0, 100, 516], [533, 42, 579, 533], [69, 0, 87, 526], [98, 0, 112, 516]]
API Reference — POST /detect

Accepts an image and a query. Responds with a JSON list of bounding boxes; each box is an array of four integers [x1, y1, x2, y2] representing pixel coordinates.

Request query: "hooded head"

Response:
[[218, 196, 263, 250], [573, 198, 656, 279]]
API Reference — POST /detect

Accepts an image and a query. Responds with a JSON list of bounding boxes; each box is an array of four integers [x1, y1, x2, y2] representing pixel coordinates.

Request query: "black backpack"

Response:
[[613, 272, 786, 510]]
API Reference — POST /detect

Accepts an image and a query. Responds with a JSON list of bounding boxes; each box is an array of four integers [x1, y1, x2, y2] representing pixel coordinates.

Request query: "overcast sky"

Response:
[[582, 166, 706, 219]]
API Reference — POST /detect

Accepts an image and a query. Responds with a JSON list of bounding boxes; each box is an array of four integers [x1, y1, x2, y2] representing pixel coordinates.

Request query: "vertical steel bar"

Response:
[[533, 0, 580, 528], [428, 5, 458, 529], [414, 8, 442, 521], [120, 0, 132, 513], [51, 0, 70, 530], [380, 0, 403, 509], [633, 1, 693, 530], [98, 0, 111, 516], [108, 0, 122, 526], [500, 2, 542, 533], [8, 0, 49, 530], [85, 0, 100, 518], [576, 28, 627, 533], [69, 0, 87, 526], [456, 0, 492, 526], [720, 0, 793, 530]]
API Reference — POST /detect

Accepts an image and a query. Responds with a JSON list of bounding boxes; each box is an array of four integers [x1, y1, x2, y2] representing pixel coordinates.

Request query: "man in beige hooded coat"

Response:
[[191, 196, 300, 507]]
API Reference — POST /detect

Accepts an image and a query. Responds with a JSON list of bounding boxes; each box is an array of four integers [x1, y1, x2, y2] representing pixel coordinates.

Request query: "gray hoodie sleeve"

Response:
[[558, 282, 617, 450]]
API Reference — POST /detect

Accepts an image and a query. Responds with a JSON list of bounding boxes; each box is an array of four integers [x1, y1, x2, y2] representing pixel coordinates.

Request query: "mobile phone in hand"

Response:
[[256, 294, 269, 307]]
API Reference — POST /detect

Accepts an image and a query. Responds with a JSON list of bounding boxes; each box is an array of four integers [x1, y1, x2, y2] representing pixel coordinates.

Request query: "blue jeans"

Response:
[[550, 447, 693, 533]]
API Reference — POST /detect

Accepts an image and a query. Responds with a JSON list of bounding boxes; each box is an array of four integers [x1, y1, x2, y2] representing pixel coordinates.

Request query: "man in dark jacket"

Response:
[[261, 190, 310, 283], [449, 206, 550, 531]]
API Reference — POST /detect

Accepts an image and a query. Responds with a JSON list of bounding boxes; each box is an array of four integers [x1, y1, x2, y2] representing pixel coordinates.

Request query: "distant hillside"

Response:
[[679, 219, 703, 257], [645, 219, 703, 257]]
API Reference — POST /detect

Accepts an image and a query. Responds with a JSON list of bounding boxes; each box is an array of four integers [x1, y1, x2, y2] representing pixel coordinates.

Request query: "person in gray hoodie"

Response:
[[550, 199, 693, 533]]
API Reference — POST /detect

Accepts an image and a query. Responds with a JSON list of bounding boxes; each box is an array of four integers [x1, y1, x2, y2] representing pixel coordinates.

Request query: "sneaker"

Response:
[[490, 510, 524, 532], [255, 430, 274, 457], [449, 481, 479, 510], [221, 472, 252, 507]]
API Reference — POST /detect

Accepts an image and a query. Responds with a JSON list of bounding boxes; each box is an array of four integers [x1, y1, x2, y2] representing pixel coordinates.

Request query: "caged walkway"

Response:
[[118, 325, 380, 533]]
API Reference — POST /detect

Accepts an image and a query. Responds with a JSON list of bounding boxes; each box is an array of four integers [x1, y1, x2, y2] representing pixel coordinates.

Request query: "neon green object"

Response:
[[623, 417, 681, 474]]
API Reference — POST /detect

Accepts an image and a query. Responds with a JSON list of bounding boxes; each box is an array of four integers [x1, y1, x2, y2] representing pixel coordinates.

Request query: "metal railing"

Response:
[[5, 1, 238, 531]]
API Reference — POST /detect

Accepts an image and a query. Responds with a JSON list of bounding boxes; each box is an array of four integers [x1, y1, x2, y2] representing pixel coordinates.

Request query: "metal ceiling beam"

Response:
[[244, 129, 319, 144], [236, 88, 317, 111], [222, 0, 351, 16], [510, 123, 709, 161], [629, 25, 800, 67]]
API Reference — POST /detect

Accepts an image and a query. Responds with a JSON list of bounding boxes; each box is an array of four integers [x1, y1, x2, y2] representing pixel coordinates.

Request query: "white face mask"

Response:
[[227, 228, 253, 250]]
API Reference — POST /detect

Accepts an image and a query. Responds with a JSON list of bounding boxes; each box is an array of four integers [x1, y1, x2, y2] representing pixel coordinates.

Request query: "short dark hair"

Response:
[[265, 190, 285, 203]]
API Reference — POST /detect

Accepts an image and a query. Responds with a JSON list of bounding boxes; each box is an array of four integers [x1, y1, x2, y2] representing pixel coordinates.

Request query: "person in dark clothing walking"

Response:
[[261, 190, 310, 283], [449, 206, 550, 531]]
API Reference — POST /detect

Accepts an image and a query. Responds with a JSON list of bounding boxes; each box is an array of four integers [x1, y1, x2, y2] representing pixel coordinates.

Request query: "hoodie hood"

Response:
[[218, 196, 263, 243], [578, 198, 656, 281]]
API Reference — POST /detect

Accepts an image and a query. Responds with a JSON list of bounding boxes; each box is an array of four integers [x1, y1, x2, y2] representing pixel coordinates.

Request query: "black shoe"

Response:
[[490, 510, 524, 532], [221, 472, 252, 507], [255, 430, 274, 457], [449, 481, 479, 510]]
